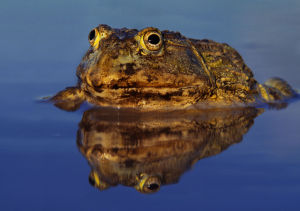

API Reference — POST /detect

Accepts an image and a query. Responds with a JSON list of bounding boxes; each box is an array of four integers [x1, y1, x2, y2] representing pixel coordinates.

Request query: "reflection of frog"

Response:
[[51, 24, 297, 110], [77, 107, 262, 193]]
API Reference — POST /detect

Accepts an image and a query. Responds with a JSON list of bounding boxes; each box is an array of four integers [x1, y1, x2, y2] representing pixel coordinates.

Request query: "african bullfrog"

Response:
[[51, 24, 297, 110]]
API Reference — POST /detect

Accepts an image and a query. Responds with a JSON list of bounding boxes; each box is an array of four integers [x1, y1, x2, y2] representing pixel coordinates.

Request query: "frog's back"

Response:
[[189, 39, 259, 105]]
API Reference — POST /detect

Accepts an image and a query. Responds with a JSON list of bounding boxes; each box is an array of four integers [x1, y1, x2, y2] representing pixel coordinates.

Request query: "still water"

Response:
[[1, 0, 300, 210]]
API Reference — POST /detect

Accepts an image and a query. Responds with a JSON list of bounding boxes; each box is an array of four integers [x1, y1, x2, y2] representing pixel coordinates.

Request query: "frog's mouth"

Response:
[[81, 68, 212, 108], [84, 68, 211, 92], [83, 83, 208, 109]]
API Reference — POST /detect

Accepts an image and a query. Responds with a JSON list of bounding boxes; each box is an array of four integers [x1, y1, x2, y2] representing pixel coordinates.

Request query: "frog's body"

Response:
[[52, 24, 297, 110]]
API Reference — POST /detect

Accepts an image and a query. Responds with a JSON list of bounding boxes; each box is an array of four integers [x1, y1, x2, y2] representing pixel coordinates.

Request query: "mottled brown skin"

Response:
[[51, 24, 297, 110], [77, 107, 262, 193]]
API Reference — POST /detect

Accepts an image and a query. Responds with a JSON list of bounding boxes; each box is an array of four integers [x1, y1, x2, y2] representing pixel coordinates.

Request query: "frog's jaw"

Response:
[[82, 85, 210, 110], [80, 55, 213, 110]]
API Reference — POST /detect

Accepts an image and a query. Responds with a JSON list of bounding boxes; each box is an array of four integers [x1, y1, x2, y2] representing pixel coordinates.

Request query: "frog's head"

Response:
[[76, 24, 212, 109]]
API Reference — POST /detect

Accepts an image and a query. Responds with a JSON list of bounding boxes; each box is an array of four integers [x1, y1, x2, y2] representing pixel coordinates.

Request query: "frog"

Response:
[[51, 24, 298, 111]]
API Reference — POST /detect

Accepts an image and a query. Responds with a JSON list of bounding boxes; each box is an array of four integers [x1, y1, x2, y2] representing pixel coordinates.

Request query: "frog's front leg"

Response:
[[257, 77, 297, 108], [50, 87, 85, 111]]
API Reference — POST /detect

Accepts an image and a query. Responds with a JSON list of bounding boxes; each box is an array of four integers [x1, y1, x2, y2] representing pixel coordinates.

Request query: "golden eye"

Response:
[[143, 31, 163, 51], [88, 28, 100, 47]]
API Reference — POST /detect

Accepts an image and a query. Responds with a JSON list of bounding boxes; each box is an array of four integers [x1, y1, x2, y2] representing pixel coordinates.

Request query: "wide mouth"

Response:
[[82, 65, 209, 92], [92, 84, 200, 91], [85, 85, 203, 100]]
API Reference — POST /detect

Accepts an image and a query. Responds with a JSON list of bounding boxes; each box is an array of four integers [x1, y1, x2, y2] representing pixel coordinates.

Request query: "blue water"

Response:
[[1, 0, 300, 210]]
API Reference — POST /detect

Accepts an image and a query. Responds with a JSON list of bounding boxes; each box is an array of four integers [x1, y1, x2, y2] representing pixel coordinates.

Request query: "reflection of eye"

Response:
[[136, 174, 161, 193], [88, 171, 110, 190], [88, 173, 96, 187], [146, 182, 160, 191], [142, 177, 161, 193], [143, 31, 163, 51]]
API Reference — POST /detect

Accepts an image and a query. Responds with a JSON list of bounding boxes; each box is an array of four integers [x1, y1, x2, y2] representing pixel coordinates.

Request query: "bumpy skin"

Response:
[[52, 24, 297, 110]]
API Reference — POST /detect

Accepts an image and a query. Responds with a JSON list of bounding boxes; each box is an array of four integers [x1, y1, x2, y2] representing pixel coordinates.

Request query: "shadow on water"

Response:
[[74, 106, 263, 194]]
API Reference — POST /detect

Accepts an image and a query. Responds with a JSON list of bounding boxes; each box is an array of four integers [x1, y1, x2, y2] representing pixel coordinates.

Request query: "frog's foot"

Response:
[[258, 77, 296, 101], [257, 77, 297, 109], [264, 77, 296, 98], [50, 87, 85, 111]]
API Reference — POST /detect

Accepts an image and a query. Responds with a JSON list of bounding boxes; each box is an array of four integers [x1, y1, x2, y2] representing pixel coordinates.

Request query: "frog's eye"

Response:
[[89, 29, 96, 42], [88, 28, 100, 47], [143, 31, 163, 51], [135, 174, 161, 193], [88, 173, 96, 187], [143, 180, 160, 193], [88, 170, 110, 190]]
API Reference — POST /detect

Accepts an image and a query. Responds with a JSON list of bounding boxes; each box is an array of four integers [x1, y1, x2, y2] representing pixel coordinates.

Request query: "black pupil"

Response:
[[147, 183, 159, 190], [148, 34, 160, 45], [89, 30, 95, 41]]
